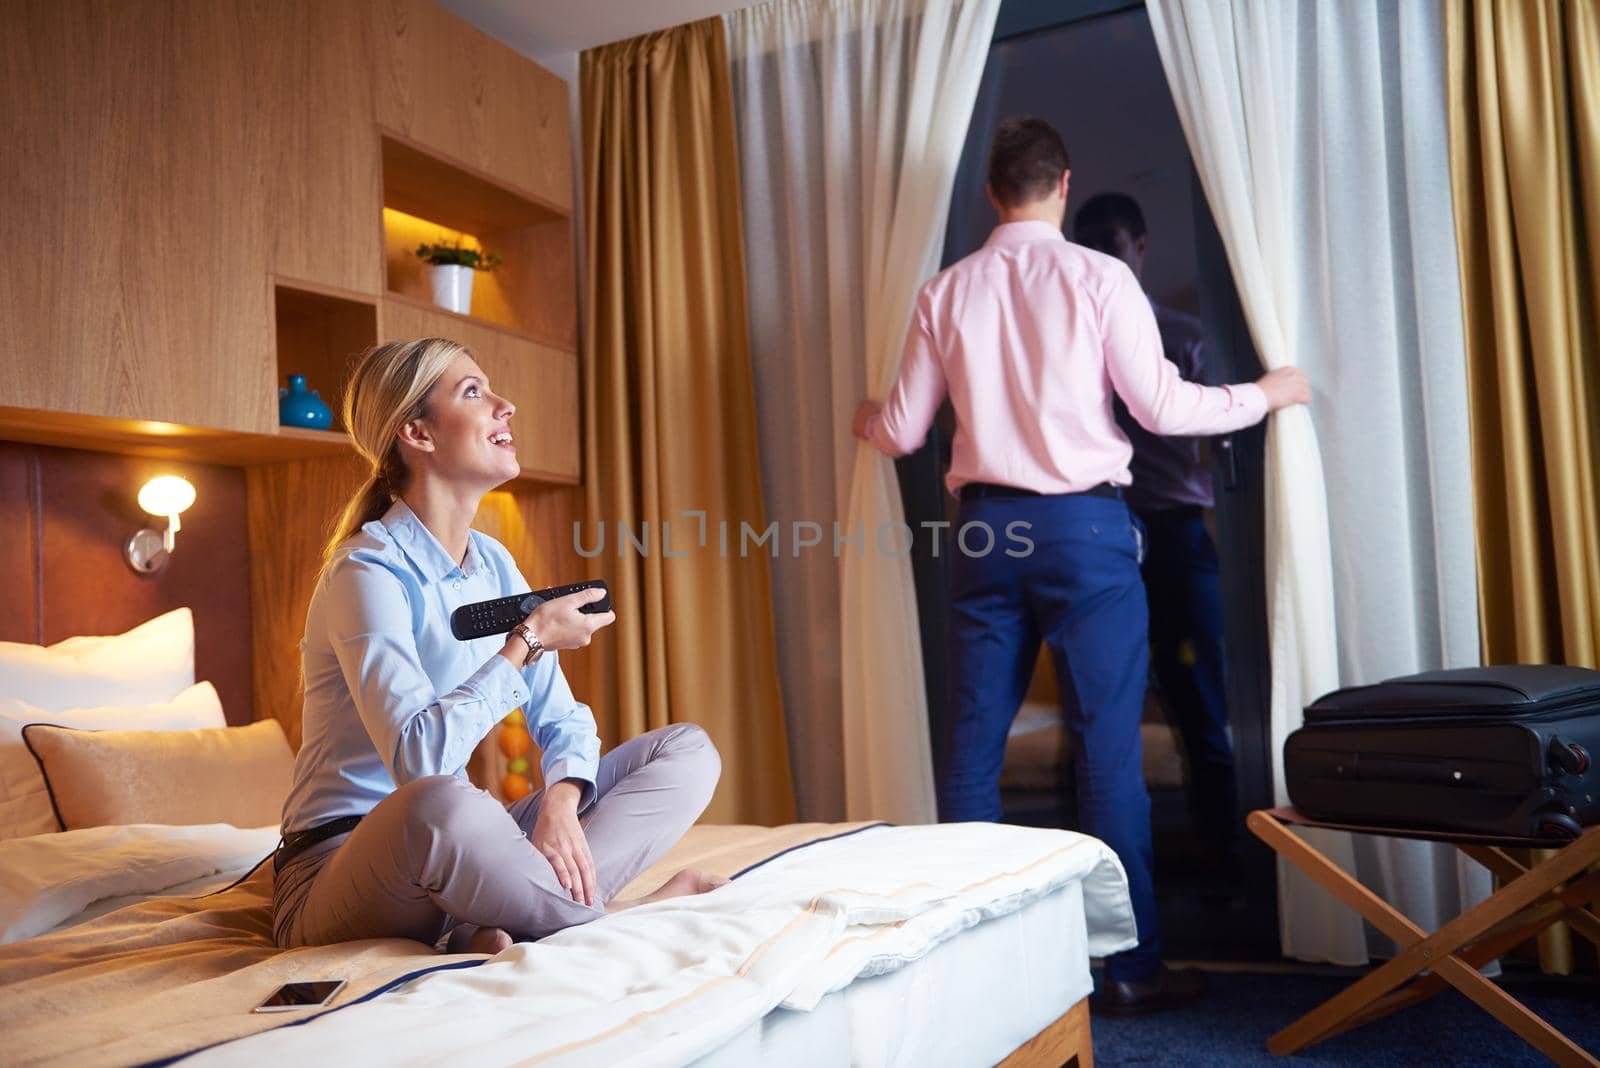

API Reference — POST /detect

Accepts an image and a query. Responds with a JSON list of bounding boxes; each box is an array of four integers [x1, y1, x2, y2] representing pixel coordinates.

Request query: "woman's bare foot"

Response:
[[608, 868, 730, 912], [445, 924, 513, 955]]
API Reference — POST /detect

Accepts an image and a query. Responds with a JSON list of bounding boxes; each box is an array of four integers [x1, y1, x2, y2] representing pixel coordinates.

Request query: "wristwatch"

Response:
[[510, 622, 544, 666]]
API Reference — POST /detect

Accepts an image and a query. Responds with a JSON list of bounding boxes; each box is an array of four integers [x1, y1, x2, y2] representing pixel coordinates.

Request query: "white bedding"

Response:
[[185, 823, 1134, 1067], [0, 822, 1135, 1067], [692, 876, 1093, 1067]]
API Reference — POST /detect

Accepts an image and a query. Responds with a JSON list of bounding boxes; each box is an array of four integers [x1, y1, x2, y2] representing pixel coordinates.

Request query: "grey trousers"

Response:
[[272, 723, 720, 948]]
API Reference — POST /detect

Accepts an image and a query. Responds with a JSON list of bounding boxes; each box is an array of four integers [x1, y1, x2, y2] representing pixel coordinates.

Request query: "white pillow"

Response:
[[0, 607, 195, 712], [0, 681, 225, 840]]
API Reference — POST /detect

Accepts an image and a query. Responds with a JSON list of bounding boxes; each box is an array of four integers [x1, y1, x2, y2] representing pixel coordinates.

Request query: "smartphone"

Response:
[[251, 979, 348, 1013]]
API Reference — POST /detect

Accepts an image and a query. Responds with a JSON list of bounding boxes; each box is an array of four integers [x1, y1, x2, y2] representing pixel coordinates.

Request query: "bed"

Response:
[[0, 819, 1135, 1067]]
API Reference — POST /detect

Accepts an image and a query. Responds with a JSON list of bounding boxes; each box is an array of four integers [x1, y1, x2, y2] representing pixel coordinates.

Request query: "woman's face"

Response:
[[408, 353, 521, 489]]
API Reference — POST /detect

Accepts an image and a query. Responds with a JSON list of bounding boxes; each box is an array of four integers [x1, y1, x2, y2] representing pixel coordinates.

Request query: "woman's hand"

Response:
[[530, 780, 596, 906], [529, 588, 615, 652], [499, 588, 614, 667]]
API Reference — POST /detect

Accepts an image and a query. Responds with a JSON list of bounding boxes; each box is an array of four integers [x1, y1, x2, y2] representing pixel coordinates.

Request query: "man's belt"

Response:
[[959, 481, 1122, 502], [274, 814, 363, 871]]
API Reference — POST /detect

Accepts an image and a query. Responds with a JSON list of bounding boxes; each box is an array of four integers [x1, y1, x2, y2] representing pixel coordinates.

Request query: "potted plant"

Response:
[[415, 240, 502, 315]]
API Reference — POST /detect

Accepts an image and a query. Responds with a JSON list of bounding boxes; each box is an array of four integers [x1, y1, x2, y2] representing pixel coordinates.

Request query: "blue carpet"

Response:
[[1091, 970, 1600, 1066]]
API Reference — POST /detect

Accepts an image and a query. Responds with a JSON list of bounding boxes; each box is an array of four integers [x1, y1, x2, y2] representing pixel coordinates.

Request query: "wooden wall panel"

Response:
[[0, 0, 276, 432], [246, 454, 366, 749], [482, 218, 580, 352], [0, 442, 256, 723], [252, 2, 384, 296], [370, 0, 572, 212]]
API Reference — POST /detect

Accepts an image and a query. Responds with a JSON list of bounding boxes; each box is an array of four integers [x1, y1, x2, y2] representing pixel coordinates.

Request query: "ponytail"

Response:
[[323, 475, 395, 563]]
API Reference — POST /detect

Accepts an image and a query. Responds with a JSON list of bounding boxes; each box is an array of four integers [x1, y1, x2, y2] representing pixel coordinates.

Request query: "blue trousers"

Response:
[[939, 493, 1160, 982], [1140, 506, 1238, 849]]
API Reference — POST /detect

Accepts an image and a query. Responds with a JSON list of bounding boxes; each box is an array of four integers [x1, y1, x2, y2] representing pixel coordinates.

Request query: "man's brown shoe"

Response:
[[1091, 965, 1208, 1016]]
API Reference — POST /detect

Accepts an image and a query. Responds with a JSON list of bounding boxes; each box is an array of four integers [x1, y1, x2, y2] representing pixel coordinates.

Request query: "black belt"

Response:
[[274, 814, 363, 871], [959, 481, 1122, 502]]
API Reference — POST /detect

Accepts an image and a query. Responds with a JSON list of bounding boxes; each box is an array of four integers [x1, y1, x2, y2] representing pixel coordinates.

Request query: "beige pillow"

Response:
[[21, 720, 292, 831], [0, 683, 227, 841]]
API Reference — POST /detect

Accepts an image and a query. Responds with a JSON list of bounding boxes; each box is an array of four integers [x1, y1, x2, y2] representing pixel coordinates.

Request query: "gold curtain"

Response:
[[1446, 0, 1600, 974], [580, 19, 795, 825]]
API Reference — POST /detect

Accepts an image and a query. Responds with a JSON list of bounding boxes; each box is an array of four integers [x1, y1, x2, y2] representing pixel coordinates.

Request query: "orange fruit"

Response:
[[502, 709, 525, 726], [506, 756, 529, 775], [501, 772, 532, 802], [498, 724, 532, 759]]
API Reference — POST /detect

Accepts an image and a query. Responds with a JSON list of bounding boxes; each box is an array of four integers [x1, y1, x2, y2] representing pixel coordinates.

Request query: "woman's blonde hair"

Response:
[[324, 337, 466, 562]]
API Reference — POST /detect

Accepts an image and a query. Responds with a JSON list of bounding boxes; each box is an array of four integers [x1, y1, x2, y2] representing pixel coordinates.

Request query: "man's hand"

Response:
[[530, 780, 596, 906], [1257, 366, 1311, 411], [852, 399, 880, 440]]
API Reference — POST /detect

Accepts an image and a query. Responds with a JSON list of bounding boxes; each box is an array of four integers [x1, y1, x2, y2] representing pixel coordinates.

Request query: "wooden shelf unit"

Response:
[[0, 408, 352, 467], [0, 276, 577, 479], [381, 130, 565, 233], [272, 280, 380, 434], [381, 131, 578, 351], [0, 0, 579, 490]]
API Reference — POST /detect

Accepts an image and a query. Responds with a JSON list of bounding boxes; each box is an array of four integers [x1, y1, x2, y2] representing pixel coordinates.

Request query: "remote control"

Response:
[[450, 580, 611, 641]]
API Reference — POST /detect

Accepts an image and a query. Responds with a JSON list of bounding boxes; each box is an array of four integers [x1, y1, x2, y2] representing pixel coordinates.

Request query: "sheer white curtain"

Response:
[[725, 0, 999, 823], [1148, 0, 1489, 963]]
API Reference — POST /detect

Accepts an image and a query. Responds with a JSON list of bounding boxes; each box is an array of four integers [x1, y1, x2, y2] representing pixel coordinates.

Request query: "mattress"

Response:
[[691, 877, 1090, 1067]]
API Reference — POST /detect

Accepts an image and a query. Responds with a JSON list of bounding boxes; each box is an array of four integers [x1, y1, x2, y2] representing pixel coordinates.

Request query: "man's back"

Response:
[[868, 219, 1265, 496]]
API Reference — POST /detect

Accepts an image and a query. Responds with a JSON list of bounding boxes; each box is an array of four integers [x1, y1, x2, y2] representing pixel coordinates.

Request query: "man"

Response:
[[853, 117, 1308, 1014], [1074, 192, 1239, 859]]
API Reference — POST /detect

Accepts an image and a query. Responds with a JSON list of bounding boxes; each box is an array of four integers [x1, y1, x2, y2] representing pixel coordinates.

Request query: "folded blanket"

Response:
[[0, 823, 280, 945]]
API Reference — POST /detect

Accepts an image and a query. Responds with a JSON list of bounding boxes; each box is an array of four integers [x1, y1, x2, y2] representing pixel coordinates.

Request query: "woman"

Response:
[[273, 337, 724, 955]]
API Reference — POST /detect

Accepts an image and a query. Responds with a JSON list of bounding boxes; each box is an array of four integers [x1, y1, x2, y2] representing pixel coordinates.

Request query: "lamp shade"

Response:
[[137, 475, 196, 517]]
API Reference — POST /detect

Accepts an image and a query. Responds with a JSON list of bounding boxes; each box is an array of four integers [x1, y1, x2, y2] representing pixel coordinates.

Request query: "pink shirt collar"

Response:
[[983, 219, 1067, 249]]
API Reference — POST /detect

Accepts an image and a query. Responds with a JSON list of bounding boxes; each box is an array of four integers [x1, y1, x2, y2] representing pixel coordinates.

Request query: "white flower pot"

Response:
[[428, 264, 475, 315]]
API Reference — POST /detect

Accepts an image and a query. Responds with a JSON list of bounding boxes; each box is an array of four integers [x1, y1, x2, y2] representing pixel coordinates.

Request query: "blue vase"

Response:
[[279, 374, 334, 430]]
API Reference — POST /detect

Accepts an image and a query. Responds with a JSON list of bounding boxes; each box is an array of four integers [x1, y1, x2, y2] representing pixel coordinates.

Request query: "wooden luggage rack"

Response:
[[1249, 807, 1600, 1066]]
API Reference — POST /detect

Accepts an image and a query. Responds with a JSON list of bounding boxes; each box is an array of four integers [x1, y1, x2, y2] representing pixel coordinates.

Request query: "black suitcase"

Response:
[[1284, 665, 1600, 840]]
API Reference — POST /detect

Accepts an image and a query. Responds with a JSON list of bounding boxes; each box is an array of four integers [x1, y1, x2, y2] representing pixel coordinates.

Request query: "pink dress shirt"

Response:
[[1116, 300, 1217, 513], [865, 220, 1268, 497]]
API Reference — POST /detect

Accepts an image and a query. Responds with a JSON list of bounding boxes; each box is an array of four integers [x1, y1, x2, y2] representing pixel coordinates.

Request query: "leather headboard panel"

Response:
[[0, 443, 253, 724]]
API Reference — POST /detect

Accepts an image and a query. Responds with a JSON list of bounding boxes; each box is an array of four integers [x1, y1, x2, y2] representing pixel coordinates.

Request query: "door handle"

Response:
[[1217, 434, 1238, 491]]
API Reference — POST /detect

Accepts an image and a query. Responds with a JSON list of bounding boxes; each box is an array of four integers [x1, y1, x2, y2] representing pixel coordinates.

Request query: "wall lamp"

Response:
[[126, 475, 197, 575]]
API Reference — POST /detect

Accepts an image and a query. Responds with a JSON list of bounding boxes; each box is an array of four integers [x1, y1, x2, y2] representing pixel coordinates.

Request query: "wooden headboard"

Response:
[[0, 442, 253, 724]]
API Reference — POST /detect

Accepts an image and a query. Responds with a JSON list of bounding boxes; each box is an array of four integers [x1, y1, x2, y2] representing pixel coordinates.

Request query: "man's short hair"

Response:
[[987, 117, 1071, 208], [1072, 192, 1147, 253]]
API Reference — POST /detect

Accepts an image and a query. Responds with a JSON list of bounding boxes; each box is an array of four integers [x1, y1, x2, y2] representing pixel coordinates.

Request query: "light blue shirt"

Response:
[[280, 499, 600, 834]]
